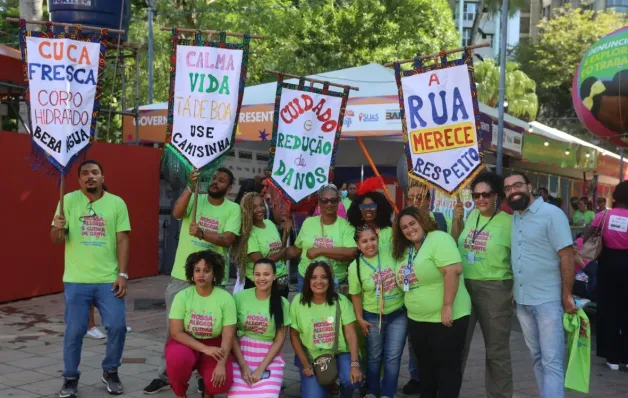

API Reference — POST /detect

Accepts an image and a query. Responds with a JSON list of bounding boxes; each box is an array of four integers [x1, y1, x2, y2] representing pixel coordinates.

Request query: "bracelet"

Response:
[[350, 361, 360, 368]]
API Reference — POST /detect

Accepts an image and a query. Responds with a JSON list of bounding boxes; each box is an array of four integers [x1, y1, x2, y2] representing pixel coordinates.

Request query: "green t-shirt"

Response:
[[52, 191, 131, 284], [377, 226, 393, 247], [171, 195, 241, 284], [342, 197, 352, 211], [348, 246, 404, 314], [457, 210, 513, 281], [233, 288, 291, 342], [429, 211, 452, 234], [395, 231, 471, 323], [169, 285, 237, 339], [572, 210, 595, 226], [246, 219, 287, 279], [295, 216, 356, 281], [290, 293, 356, 359]]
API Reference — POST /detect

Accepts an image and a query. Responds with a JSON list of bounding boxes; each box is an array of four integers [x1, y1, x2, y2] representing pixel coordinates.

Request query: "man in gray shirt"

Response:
[[504, 172, 576, 398]]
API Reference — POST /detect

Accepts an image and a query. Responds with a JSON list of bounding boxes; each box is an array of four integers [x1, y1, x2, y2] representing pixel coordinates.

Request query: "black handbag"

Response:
[[310, 301, 341, 386]]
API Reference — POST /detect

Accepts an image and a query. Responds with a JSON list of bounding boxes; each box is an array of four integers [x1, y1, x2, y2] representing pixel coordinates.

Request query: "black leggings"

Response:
[[244, 278, 289, 299], [597, 247, 628, 364], [408, 316, 469, 398]]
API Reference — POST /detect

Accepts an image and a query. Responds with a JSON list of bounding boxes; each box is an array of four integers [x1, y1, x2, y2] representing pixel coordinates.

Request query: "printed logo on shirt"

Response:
[[81, 215, 106, 245], [313, 237, 334, 248], [244, 313, 269, 334], [396, 264, 419, 286], [199, 216, 220, 233], [372, 268, 397, 293], [312, 319, 336, 346], [187, 313, 214, 337], [268, 241, 282, 256], [464, 230, 489, 253], [608, 215, 628, 233]]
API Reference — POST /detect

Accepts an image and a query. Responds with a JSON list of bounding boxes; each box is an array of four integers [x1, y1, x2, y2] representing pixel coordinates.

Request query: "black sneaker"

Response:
[[59, 377, 78, 398], [102, 370, 123, 395], [197, 377, 205, 393], [402, 379, 421, 395], [143, 379, 170, 395]]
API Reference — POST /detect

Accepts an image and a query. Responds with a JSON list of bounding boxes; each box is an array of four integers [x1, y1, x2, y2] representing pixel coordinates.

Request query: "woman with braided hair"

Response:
[[232, 193, 291, 298]]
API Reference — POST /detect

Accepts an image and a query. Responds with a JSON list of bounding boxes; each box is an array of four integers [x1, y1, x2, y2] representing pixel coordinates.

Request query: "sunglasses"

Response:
[[79, 202, 97, 223], [471, 192, 494, 200], [359, 203, 377, 211], [320, 198, 339, 205]]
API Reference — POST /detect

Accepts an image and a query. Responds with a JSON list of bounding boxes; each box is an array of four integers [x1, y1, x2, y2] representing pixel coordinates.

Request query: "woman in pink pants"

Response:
[[166, 250, 237, 397]]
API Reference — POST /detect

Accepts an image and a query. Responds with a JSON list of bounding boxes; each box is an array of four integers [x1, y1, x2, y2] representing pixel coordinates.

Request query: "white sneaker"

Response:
[[607, 362, 620, 370], [126, 326, 132, 333], [86, 327, 106, 339]]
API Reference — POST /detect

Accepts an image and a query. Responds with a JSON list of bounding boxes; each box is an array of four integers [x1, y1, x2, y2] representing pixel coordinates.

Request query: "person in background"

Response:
[[232, 192, 291, 297], [349, 226, 406, 398], [597, 196, 608, 213], [290, 261, 363, 397], [537, 187, 549, 202], [229, 258, 290, 396], [504, 172, 575, 398], [51, 160, 130, 398], [166, 250, 236, 398], [393, 207, 471, 398], [287, 184, 357, 292], [572, 197, 595, 226], [452, 172, 514, 398], [406, 184, 451, 234], [341, 182, 358, 209], [583, 181, 628, 370], [144, 168, 241, 395], [347, 187, 394, 245]]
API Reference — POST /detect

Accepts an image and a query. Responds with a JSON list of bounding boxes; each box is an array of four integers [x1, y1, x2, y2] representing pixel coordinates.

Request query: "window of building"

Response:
[[463, 2, 477, 21], [520, 16, 530, 34], [542, 6, 551, 20], [481, 32, 494, 47], [463, 28, 472, 46], [607, 0, 628, 12], [238, 150, 253, 160], [520, 0, 531, 13], [256, 152, 269, 162]]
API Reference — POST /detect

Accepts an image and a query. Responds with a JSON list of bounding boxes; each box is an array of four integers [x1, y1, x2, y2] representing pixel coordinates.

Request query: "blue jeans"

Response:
[[363, 308, 407, 397], [63, 283, 127, 378], [516, 301, 565, 398], [295, 353, 362, 398]]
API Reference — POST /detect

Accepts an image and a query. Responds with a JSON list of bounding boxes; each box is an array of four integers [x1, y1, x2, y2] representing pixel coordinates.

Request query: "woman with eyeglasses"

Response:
[[287, 184, 358, 292], [348, 225, 406, 398], [347, 181, 394, 245], [393, 206, 471, 398], [451, 171, 514, 398], [290, 261, 363, 397], [232, 192, 292, 297]]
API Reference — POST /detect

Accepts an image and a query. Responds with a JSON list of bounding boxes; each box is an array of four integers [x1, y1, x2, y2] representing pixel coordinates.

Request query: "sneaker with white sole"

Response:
[[86, 327, 106, 339], [143, 379, 169, 394], [59, 377, 78, 398], [607, 362, 620, 370], [102, 370, 123, 395]]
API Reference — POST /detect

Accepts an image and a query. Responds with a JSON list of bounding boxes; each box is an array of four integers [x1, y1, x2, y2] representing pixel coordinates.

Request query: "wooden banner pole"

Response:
[[159, 26, 264, 39], [356, 137, 399, 214], [59, 175, 65, 217], [192, 179, 200, 224], [6, 18, 125, 34], [384, 42, 490, 67], [265, 69, 359, 91]]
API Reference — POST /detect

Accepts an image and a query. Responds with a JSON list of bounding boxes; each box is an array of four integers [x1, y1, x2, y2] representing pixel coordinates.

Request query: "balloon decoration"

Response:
[[573, 27, 628, 148]]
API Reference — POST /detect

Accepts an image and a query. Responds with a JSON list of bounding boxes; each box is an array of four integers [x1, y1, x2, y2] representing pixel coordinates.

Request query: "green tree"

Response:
[[515, 5, 627, 128], [475, 58, 538, 121]]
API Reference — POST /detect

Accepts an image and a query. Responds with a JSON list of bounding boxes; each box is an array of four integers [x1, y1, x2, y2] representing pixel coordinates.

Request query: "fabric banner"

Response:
[[19, 20, 108, 175], [162, 30, 250, 182], [394, 49, 484, 195], [267, 77, 349, 204]]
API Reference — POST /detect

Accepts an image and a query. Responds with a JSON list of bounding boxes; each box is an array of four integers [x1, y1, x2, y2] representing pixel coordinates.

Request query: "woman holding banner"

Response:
[[232, 193, 291, 297], [287, 184, 358, 292]]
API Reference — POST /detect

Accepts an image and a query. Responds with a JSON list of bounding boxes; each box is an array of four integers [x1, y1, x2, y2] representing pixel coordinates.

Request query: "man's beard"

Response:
[[507, 192, 531, 211], [86, 187, 98, 193], [208, 186, 227, 199]]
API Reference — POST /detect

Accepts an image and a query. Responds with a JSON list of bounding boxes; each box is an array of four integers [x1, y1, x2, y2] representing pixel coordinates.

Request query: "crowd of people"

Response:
[[50, 159, 628, 398]]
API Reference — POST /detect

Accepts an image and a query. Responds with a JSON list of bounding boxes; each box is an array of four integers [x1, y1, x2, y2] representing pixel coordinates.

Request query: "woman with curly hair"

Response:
[[165, 250, 237, 398], [232, 192, 291, 297], [393, 206, 470, 398], [346, 182, 394, 245]]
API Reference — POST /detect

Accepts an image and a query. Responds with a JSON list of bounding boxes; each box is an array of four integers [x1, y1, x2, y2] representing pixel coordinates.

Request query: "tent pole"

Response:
[[356, 137, 399, 213]]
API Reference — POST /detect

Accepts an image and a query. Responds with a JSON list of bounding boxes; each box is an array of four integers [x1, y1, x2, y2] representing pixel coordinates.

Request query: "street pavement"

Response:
[[0, 276, 626, 397]]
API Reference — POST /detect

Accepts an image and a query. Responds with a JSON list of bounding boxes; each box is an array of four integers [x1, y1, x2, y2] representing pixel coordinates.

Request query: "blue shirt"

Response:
[[511, 197, 573, 305]]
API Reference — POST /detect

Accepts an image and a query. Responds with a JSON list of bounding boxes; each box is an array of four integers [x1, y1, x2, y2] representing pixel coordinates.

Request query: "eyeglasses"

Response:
[[504, 182, 526, 193], [359, 203, 377, 210], [471, 192, 494, 200], [320, 198, 339, 205], [79, 202, 97, 223]]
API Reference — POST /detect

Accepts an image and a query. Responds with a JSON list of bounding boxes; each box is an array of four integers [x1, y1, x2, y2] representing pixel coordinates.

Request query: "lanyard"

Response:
[[360, 253, 381, 274], [407, 234, 426, 274], [470, 209, 497, 245]]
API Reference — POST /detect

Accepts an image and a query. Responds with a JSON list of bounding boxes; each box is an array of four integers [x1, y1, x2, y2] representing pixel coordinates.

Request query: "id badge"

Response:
[[403, 278, 409, 292], [467, 251, 475, 264], [375, 283, 381, 297]]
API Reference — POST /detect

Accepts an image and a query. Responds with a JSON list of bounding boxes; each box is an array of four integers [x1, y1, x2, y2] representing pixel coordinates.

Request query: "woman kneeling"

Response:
[[166, 250, 237, 397]]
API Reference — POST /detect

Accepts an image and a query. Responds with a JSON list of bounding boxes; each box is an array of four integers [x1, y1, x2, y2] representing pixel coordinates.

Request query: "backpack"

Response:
[[433, 212, 447, 232]]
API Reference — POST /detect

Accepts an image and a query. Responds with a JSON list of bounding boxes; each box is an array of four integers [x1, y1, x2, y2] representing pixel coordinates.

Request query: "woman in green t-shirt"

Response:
[[232, 192, 292, 297], [229, 258, 291, 397], [290, 261, 364, 397], [347, 190, 394, 246], [166, 250, 237, 398], [392, 206, 471, 398], [348, 225, 406, 398], [451, 171, 514, 398]]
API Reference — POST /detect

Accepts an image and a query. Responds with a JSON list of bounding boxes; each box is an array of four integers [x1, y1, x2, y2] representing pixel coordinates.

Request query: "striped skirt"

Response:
[[228, 335, 285, 397]]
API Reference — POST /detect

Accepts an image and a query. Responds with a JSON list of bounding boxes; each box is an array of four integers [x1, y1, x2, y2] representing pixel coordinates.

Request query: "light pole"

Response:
[[147, 0, 157, 104], [458, 0, 464, 46], [496, 0, 509, 175]]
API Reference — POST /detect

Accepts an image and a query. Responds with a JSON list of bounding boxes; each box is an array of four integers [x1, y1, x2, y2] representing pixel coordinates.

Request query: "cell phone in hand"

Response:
[[262, 370, 271, 379]]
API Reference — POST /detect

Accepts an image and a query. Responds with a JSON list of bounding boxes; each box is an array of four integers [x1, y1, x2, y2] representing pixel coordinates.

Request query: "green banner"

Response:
[[522, 134, 598, 170]]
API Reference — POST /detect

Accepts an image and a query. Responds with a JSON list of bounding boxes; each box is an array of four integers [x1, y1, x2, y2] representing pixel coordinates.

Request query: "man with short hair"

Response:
[[504, 172, 576, 398], [144, 167, 241, 395], [52, 160, 130, 398], [597, 196, 608, 213]]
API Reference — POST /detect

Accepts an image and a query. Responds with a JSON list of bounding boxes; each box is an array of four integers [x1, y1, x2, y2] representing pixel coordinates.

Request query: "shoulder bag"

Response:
[[310, 300, 341, 386], [580, 210, 609, 261]]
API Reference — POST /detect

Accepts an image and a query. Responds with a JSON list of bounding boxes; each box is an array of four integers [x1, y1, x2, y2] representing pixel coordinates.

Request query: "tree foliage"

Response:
[[514, 5, 627, 129], [475, 58, 538, 121]]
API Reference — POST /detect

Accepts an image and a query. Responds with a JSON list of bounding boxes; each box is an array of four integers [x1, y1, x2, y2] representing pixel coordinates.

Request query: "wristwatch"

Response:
[[119, 273, 129, 280]]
